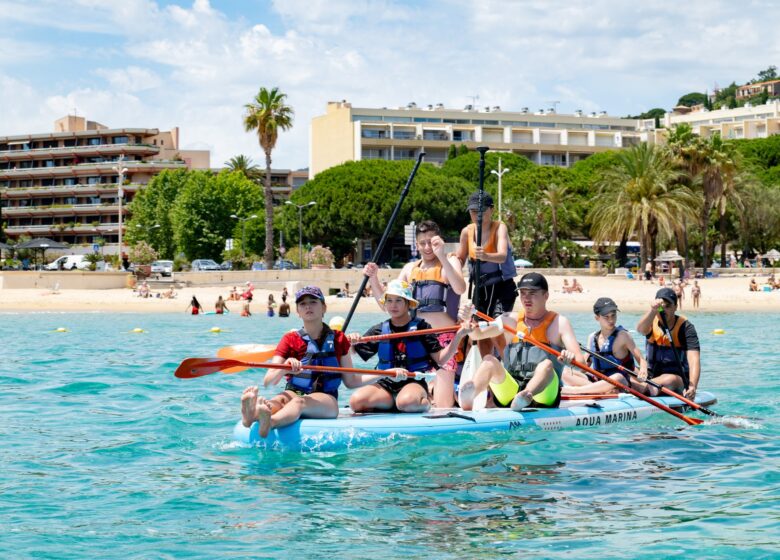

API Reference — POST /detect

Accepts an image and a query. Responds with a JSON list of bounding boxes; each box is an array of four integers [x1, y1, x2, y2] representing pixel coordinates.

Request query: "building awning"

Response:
[[7, 140, 30, 146]]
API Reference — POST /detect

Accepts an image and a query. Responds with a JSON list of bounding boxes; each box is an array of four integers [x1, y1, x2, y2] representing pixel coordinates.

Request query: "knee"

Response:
[[289, 396, 306, 411], [349, 392, 367, 412]]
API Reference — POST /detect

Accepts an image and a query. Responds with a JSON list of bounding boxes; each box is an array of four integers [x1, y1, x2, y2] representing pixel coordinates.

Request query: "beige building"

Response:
[[736, 79, 780, 100], [310, 100, 649, 177], [0, 115, 210, 254], [663, 100, 780, 140]]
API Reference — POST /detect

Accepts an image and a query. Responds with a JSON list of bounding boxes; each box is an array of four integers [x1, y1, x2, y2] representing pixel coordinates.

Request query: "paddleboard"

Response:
[[233, 391, 718, 452]]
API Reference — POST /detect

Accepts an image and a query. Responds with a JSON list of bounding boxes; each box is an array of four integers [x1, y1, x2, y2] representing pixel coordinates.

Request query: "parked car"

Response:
[[191, 259, 220, 271], [251, 261, 266, 271], [220, 260, 232, 271], [151, 259, 174, 277], [45, 255, 104, 271], [624, 257, 640, 269], [274, 259, 298, 270]]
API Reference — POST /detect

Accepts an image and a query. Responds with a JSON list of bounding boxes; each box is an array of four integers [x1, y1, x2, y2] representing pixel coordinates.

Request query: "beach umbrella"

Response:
[[763, 249, 780, 262], [0, 241, 12, 251], [15, 237, 68, 267], [514, 258, 533, 268]]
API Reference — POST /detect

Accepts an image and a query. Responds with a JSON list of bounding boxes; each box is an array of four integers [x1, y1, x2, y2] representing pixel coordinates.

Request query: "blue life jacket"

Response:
[[286, 326, 342, 397], [589, 326, 635, 375], [377, 319, 433, 373]]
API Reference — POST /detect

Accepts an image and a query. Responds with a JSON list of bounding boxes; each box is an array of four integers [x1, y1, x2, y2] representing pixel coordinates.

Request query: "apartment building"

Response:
[[663, 100, 780, 140], [736, 79, 780, 100], [0, 115, 210, 254], [310, 101, 649, 177]]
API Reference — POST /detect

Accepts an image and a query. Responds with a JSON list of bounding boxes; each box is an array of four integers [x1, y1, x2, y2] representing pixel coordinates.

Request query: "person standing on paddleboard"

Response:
[[363, 220, 467, 408], [240, 286, 370, 438], [562, 297, 648, 395], [348, 280, 470, 414], [459, 272, 584, 411], [636, 287, 701, 399]]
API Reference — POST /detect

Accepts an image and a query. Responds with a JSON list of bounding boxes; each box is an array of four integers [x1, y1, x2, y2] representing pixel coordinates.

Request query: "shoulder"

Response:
[[415, 318, 433, 330], [400, 262, 416, 278]]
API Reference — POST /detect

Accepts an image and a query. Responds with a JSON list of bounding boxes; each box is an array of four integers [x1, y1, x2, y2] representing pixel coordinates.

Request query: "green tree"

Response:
[[447, 144, 457, 160], [542, 183, 568, 268], [588, 143, 698, 270], [754, 65, 778, 83], [457, 144, 469, 157], [243, 87, 295, 269], [225, 154, 262, 182], [677, 92, 708, 107], [441, 151, 534, 185]]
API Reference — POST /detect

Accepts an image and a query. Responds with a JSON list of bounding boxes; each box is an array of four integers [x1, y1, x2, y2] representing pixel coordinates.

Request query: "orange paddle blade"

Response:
[[216, 344, 276, 373]]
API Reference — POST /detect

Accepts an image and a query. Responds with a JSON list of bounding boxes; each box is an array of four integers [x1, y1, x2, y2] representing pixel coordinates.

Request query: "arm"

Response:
[[684, 350, 700, 399], [619, 331, 648, 379], [557, 315, 586, 364], [636, 299, 662, 336], [455, 226, 469, 266], [431, 323, 472, 366], [363, 262, 386, 308], [262, 355, 289, 387], [475, 222, 509, 263], [440, 249, 467, 295]]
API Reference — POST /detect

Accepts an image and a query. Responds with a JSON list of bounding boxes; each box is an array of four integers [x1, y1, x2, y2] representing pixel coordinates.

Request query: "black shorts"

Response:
[[376, 377, 428, 406], [474, 278, 517, 317]]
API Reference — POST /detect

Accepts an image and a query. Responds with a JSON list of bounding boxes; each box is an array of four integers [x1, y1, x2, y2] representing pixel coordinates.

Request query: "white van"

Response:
[[45, 255, 105, 271]]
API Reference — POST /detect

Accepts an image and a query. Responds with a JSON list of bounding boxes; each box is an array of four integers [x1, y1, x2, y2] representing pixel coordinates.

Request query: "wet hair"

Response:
[[415, 220, 441, 237]]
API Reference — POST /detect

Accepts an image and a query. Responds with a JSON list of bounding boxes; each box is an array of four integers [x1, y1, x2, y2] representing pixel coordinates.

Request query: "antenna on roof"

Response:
[[467, 94, 480, 110], [545, 100, 560, 113]]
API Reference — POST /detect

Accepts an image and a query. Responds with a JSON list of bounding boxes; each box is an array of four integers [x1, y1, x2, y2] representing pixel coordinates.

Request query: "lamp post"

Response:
[[490, 157, 509, 220], [230, 214, 258, 258], [136, 223, 161, 235], [285, 200, 316, 268], [112, 155, 128, 258]]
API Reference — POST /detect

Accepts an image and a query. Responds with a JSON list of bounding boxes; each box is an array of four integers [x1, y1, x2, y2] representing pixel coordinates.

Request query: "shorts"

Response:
[[489, 369, 560, 408], [474, 278, 517, 318], [437, 332, 458, 371], [283, 383, 338, 400], [376, 377, 429, 410], [644, 271, 652, 280]]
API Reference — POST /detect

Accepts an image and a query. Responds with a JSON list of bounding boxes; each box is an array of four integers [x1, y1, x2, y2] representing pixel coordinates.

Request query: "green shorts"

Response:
[[489, 368, 560, 407]]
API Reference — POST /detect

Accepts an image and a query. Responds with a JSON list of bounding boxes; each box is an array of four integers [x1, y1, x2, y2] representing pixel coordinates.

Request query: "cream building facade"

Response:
[[0, 115, 210, 254], [310, 101, 651, 177], [663, 100, 780, 140]]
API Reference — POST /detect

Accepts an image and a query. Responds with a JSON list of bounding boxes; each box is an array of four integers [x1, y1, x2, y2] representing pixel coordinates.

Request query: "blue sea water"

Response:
[[1, 310, 778, 559]]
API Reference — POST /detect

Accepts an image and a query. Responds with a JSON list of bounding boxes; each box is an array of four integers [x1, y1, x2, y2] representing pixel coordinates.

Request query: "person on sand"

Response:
[[240, 286, 369, 438], [241, 281, 254, 302], [562, 279, 572, 293], [186, 295, 202, 315], [267, 294, 276, 317], [691, 280, 701, 308], [674, 280, 685, 310], [644, 261, 654, 282], [364, 220, 467, 408], [636, 287, 701, 399], [749, 278, 759, 292], [562, 297, 648, 395], [570, 278, 583, 293], [228, 286, 239, 301], [278, 295, 290, 317], [459, 272, 584, 411], [348, 280, 470, 414], [215, 295, 229, 315]]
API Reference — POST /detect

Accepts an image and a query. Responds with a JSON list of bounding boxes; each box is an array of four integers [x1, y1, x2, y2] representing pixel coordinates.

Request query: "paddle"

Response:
[[474, 310, 703, 426], [342, 151, 426, 331], [579, 343, 721, 417], [175, 357, 432, 380]]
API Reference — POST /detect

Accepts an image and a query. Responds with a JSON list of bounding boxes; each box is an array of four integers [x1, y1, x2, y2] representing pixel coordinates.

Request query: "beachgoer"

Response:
[[644, 261, 653, 282], [215, 295, 229, 315], [228, 286, 239, 301], [240, 286, 368, 438], [562, 279, 572, 293], [279, 295, 290, 317], [636, 287, 701, 399], [456, 192, 517, 320], [138, 281, 151, 298], [241, 281, 254, 302], [241, 301, 252, 317], [338, 283, 351, 298], [348, 280, 469, 413], [749, 279, 759, 292], [162, 287, 176, 299], [267, 294, 276, 317], [459, 272, 584, 411], [186, 296, 203, 315], [691, 280, 701, 308], [571, 278, 583, 293], [281, 287, 289, 301], [121, 254, 130, 271], [674, 280, 685, 310], [562, 297, 648, 395], [364, 220, 467, 407]]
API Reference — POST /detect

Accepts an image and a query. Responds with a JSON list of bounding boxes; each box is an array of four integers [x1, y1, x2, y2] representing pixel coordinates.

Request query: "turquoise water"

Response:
[[1, 310, 778, 559]]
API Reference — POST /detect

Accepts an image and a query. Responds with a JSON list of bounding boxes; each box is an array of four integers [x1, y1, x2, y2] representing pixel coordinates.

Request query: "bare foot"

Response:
[[241, 386, 259, 427], [256, 402, 273, 438], [458, 381, 476, 411], [510, 390, 532, 411]]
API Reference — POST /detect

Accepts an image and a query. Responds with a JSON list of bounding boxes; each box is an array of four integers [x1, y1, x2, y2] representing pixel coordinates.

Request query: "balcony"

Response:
[[4, 222, 121, 237], [0, 143, 159, 162], [1, 182, 140, 199], [0, 159, 187, 180], [2, 203, 124, 218], [422, 132, 450, 141]]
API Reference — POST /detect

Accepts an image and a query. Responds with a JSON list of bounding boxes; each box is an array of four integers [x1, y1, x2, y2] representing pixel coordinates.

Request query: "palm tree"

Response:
[[243, 87, 294, 268], [542, 183, 568, 268], [225, 155, 262, 182], [588, 143, 699, 271]]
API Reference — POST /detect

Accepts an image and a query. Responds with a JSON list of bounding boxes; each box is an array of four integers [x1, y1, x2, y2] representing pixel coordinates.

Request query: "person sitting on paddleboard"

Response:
[[240, 286, 370, 438], [459, 272, 584, 411], [348, 280, 470, 414], [635, 287, 701, 399], [562, 297, 648, 395], [363, 220, 467, 408]]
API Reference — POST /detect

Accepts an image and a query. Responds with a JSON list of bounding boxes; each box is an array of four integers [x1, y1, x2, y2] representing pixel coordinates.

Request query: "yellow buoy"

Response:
[[132, 328, 145, 333], [712, 329, 726, 335], [210, 326, 222, 333], [329, 315, 346, 331], [55, 327, 68, 332]]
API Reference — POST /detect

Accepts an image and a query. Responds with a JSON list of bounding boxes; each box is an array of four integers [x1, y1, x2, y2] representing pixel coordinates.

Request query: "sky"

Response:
[[1, 0, 778, 170]]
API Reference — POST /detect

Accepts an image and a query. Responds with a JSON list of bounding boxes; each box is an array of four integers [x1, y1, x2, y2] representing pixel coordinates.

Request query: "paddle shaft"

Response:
[[354, 324, 459, 343], [342, 152, 426, 331], [474, 310, 702, 425], [579, 343, 719, 417], [472, 146, 489, 311]]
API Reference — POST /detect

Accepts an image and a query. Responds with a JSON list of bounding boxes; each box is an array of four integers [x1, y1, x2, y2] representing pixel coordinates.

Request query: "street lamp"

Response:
[[285, 200, 316, 268], [112, 155, 128, 258], [490, 157, 510, 220], [136, 223, 161, 234], [230, 214, 258, 258]]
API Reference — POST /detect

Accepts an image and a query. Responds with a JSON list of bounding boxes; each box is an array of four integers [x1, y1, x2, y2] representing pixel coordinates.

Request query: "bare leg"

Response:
[[460, 355, 505, 411], [646, 373, 685, 395], [395, 383, 431, 413], [267, 392, 338, 431], [433, 368, 455, 408], [562, 367, 591, 387], [511, 361, 554, 410], [349, 384, 395, 413], [562, 374, 624, 395], [241, 386, 259, 427]]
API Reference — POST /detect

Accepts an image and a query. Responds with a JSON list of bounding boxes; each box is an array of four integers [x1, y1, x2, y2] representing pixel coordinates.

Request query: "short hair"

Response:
[[415, 220, 441, 237]]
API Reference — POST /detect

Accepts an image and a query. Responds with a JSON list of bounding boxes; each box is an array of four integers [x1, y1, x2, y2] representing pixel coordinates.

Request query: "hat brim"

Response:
[[596, 305, 619, 315], [379, 294, 419, 309]]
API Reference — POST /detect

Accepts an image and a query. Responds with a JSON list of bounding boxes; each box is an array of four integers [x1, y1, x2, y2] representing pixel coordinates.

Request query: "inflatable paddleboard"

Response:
[[233, 391, 717, 452]]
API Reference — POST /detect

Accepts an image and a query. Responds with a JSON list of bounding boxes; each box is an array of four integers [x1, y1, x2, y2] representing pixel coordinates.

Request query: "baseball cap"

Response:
[[593, 297, 619, 316], [517, 272, 548, 292], [379, 279, 419, 308], [467, 191, 494, 212], [656, 287, 677, 305], [295, 286, 325, 303]]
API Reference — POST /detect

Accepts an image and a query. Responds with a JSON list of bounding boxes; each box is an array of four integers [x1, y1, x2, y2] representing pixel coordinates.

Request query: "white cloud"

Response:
[[94, 66, 162, 92]]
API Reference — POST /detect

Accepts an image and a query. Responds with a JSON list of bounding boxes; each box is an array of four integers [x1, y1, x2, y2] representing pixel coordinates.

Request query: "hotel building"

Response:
[[310, 101, 651, 177], [0, 115, 209, 254], [663, 100, 780, 140]]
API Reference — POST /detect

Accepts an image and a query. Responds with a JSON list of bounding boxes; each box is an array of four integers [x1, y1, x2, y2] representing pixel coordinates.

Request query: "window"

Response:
[[87, 176, 100, 185], [112, 136, 129, 144], [88, 138, 101, 146], [361, 129, 387, 139]]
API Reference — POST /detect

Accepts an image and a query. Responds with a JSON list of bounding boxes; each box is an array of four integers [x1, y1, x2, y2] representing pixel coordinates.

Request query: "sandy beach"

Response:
[[1, 273, 778, 315]]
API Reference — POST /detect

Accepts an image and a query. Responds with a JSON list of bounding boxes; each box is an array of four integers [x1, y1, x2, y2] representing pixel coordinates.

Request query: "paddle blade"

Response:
[[459, 345, 486, 411], [175, 358, 241, 379], [217, 344, 276, 373]]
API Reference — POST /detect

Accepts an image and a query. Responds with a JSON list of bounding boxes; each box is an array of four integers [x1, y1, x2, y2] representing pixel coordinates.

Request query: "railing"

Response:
[[0, 160, 187, 175], [0, 143, 159, 157]]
